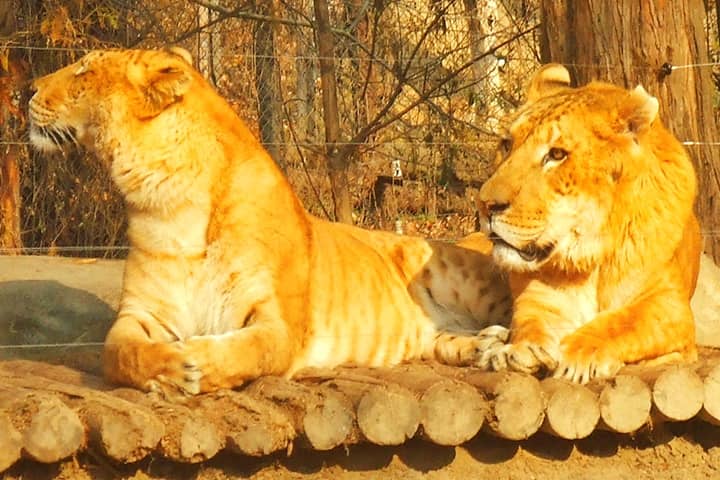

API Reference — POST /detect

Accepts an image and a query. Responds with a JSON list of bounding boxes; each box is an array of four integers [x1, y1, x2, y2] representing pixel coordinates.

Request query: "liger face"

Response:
[[29, 51, 125, 152], [478, 89, 627, 273]]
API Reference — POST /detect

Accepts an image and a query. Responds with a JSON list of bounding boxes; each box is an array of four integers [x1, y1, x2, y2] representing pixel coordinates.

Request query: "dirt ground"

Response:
[[3, 422, 720, 480], [4, 256, 720, 479]]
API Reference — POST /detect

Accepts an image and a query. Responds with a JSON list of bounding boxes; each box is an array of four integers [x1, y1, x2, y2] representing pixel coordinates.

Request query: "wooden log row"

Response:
[[297, 363, 490, 446], [2, 353, 720, 473], [0, 361, 295, 467]]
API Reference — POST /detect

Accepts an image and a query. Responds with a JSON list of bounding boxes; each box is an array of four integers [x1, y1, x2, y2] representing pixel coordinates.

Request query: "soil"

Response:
[[3, 424, 720, 480], [3, 255, 720, 479]]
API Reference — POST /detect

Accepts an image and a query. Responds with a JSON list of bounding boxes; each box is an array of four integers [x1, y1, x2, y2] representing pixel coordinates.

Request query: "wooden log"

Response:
[[0, 388, 84, 464], [540, 378, 599, 439], [188, 390, 295, 457], [112, 388, 223, 463], [419, 380, 486, 446], [623, 363, 704, 422], [80, 397, 164, 463], [244, 375, 354, 451], [0, 412, 21, 472], [431, 367, 545, 441], [356, 382, 420, 445], [2, 361, 210, 461], [299, 369, 421, 445], [0, 413, 21, 472], [0, 361, 177, 462], [337, 365, 487, 446], [0, 366, 163, 463], [697, 360, 720, 425], [23, 395, 85, 463], [590, 375, 652, 434], [651, 365, 704, 422]]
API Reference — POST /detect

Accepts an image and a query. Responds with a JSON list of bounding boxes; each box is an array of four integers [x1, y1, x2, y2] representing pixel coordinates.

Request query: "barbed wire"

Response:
[[0, 342, 106, 350], [682, 141, 720, 146], [0, 245, 131, 254], [7, 140, 720, 147], [670, 61, 720, 70], [0, 140, 488, 147], [4, 43, 720, 72], [5, 226, 720, 257]]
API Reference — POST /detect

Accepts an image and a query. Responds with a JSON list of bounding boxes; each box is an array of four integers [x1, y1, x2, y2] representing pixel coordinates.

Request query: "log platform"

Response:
[[2, 350, 720, 473]]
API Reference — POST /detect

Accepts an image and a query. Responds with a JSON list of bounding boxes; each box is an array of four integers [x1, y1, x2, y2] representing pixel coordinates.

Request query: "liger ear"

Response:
[[526, 63, 571, 102], [126, 49, 193, 119], [164, 46, 193, 66], [621, 85, 659, 135]]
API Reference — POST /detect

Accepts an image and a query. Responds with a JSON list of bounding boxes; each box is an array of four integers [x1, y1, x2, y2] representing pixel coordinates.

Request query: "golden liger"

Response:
[[473, 64, 701, 383], [29, 48, 511, 395]]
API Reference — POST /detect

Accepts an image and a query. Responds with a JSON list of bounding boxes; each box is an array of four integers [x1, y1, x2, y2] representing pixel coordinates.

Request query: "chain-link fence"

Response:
[[0, 0, 541, 256]]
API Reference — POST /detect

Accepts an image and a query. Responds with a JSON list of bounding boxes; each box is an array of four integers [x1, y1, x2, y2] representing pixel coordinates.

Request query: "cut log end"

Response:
[[700, 363, 720, 425], [226, 421, 292, 457], [178, 417, 223, 462], [482, 372, 545, 440], [541, 378, 599, 439], [23, 397, 84, 463], [0, 413, 22, 472], [302, 393, 355, 450], [419, 379, 486, 446], [651, 365, 704, 421], [598, 375, 651, 433], [207, 394, 296, 457], [357, 386, 420, 445], [88, 407, 164, 463], [246, 376, 355, 451]]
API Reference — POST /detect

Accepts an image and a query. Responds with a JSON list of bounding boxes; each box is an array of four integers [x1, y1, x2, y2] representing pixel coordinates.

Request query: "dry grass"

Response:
[[20, 148, 128, 258]]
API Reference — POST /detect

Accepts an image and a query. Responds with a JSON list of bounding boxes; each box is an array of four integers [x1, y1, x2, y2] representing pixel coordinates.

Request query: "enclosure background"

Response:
[[0, 0, 718, 256]]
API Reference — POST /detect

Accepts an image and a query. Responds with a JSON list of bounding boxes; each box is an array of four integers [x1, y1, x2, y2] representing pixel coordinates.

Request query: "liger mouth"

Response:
[[488, 231, 554, 263]]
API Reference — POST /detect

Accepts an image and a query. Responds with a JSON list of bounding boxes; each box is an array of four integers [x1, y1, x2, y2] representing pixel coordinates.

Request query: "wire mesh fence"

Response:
[[0, 0, 543, 256]]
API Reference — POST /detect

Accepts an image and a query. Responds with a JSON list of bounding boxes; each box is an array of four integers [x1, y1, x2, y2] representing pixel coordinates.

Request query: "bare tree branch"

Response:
[[336, 23, 539, 162]]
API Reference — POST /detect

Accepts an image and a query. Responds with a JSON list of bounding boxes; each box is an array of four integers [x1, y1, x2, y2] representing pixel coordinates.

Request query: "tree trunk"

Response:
[[253, 1, 285, 170], [340, 0, 368, 181], [0, 144, 21, 253], [463, 0, 504, 132], [540, 0, 720, 262], [343, 0, 370, 138], [314, 0, 353, 223], [0, 0, 22, 254], [294, 17, 319, 167]]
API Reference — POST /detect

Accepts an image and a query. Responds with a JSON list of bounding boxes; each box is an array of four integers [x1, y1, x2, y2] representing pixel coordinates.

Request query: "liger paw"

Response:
[[144, 341, 203, 396], [474, 326, 558, 375], [552, 343, 624, 384]]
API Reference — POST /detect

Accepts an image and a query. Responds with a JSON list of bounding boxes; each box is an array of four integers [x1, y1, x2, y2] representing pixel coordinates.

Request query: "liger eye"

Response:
[[543, 147, 568, 165]]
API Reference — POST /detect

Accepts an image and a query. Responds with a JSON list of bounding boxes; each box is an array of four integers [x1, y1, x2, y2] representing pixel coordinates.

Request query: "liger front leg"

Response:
[[431, 328, 510, 366], [103, 312, 204, 395], [474, 286, 567, 375], [178, 322, 294, 392], [104, 312, 295, 395], [554, 292, 696, 383], [475, 315, 561, 374]]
